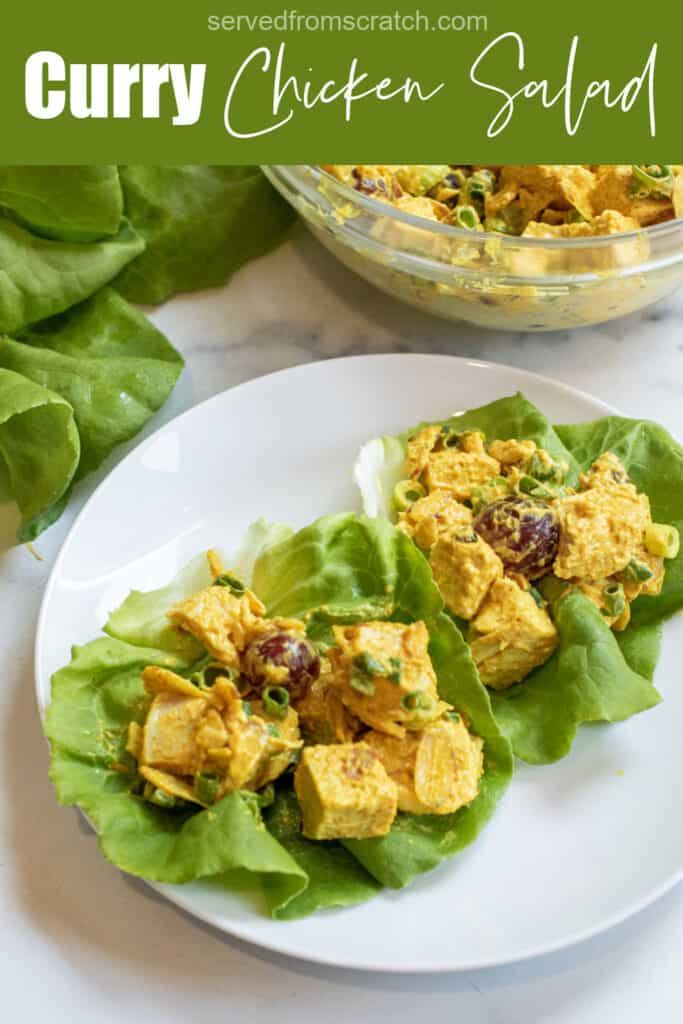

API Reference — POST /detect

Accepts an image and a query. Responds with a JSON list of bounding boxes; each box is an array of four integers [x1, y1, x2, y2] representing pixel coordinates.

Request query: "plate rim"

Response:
[[34, 352, 682, 973]]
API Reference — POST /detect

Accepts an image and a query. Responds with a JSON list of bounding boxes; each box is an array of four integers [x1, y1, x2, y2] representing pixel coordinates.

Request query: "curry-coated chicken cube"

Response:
[[294, 675, 361, 745], [249, 701, 303, 786], [397, 489, 473, 550], [329, 621, 449, 738], [403, 425, 442, 479], [140, 690, 208, 775], [487, 438, 537, 467], [294, 743, 398, 840], [468, 578, 558, 689], [364, 717, 484, 815], [554, 475, 650, 580], [168, 583, 265, 665], [429, 533, 503, 619], [423, 449, 501, 502]]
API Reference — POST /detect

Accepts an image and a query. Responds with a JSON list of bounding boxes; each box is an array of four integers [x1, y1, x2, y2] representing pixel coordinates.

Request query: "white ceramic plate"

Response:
[[35, 354, 683, 972]]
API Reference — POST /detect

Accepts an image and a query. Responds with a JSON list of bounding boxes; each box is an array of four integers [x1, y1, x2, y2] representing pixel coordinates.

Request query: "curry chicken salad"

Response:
[[393, 427, 679, 690], [323, 165, 683, 238], [127, 552, 484, 842]]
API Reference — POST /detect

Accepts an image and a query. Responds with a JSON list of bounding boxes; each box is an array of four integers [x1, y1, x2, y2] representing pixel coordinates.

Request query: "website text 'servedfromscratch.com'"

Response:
[[208, 10, 489, 33]]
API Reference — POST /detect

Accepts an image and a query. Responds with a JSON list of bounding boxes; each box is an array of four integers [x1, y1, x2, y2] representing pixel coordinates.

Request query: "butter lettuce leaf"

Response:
[[0, 368, 80, 527], [0, 288, 183, 541], [0, 165, 123, 242], [0, 217, 144, 334], [114, 166, 295, 304], [46, 515, 511, 917], [355, 394, 676, 765]]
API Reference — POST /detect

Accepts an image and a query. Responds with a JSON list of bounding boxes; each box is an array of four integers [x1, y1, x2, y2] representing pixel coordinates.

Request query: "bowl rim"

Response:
[[267, 164, 683, 252]]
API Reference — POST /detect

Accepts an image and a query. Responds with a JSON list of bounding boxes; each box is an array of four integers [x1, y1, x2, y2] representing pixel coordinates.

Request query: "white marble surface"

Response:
[[1, 223, 682, 1022]]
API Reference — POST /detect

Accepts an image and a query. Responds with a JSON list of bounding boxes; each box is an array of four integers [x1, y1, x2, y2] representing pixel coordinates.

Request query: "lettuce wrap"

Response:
[[46, 514, 512, 920], [354, 394, 682, 764]]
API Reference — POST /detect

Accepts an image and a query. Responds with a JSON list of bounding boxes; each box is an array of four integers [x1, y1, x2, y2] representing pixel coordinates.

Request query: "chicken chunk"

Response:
[[168, 584, 265, 666], [423, 449, 501, 502], [294, 675, 361, 745], [487, 438, 537, 467], [294, 743, 398, 840], [403, 425, 442, 479], [398, 489, 473, 549], [364, 717, 484, 815], [468, 578, 559, 689], [429, 533, 503, 619], [329, 621, 449, 738], [554, 455, 650, 580], [136, 669, 299, 804]]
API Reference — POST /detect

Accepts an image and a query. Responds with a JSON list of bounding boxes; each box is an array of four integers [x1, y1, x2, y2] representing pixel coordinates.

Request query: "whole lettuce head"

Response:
[[354, 394, 682, 764], [46, 514, 513, 920]]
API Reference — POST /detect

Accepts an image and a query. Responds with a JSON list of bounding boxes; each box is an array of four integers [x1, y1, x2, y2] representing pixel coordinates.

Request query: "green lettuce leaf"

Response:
[[47, 514, 512, 917], [354, 394, 674, 765], [46, 637, 307, 909], [0, 166, 123, 242], [489, 583, 660, 764], [114, 166, 295, 304], [555, 416, 683, 627], [0, 217, 144, 334], [0, 367, 80, 527], [0, 288, 183, 541]]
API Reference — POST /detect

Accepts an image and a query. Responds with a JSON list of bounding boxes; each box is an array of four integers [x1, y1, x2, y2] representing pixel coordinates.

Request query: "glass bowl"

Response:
[[263, 165, 683, 332]]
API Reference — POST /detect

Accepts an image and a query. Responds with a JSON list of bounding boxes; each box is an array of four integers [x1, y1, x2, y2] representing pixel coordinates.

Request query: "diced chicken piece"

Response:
[[468, 578, 558, 689], [168, 584, 265, 665], [397, 489, 473, 549], [294, 743, 398, 840], [249, 702, 302, 785], [403, 425, 441, 479], [140, 689, 208, 775], [424, 449, 501, 502], [499, 164, 596, 221], [590, 165, 673, 227], [294, 675, 361, 745], [329, 621, 449, 738], [487, 438, 537, 467], [554, 457, 650, 579], [622, 548, 665, 599], [429, 533, 503, 619], [364, 717, 483, 815]]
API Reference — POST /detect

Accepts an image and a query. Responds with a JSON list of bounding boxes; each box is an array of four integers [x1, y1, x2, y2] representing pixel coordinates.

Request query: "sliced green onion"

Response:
[[644, 523, 680, 559], [401, 690, 433, 711], [350, 673, 375, 696], [602, 582, 626, 619], [519, 475, 568, 500], [528, 452, 566, 483], [567, 208, 586, 224], [213, 572, 246, 595], [447, 710, 461, 723], [143, 783, 179, 809], [194, 772, 220, 806], [242, 700, 253, 718], [353, 652, 386, 677], [262, 685, 290, 720], [190, 661, 236, 689], [529, 586, 545, 608], [387, 656, 403, 684], [454, 205, 480, 231], [393, 479, 426, 512], [630, 165, 674, 199], [619, 559, 655, 583], [266, 723, 281, 738]]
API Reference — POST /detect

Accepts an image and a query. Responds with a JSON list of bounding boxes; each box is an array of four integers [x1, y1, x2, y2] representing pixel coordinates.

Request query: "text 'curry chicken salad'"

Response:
[[323, 165, 683, 238]]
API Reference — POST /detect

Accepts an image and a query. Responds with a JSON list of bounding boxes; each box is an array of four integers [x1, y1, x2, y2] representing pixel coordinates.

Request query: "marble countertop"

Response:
[[1, 223, 682, 1023]]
